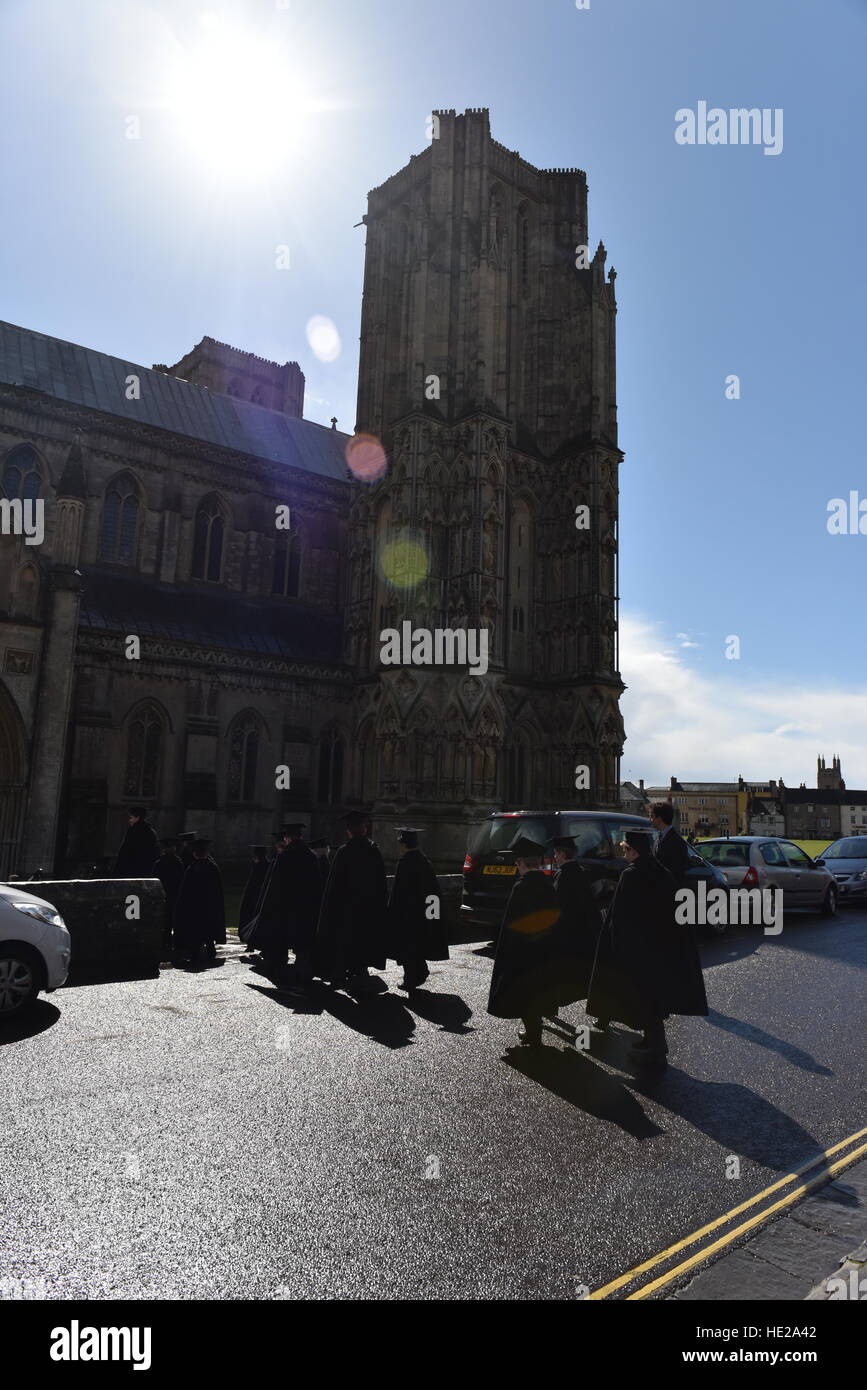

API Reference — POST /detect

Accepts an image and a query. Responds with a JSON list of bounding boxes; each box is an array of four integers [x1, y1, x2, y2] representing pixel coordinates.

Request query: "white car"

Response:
[[0, 883, 71, 1019]]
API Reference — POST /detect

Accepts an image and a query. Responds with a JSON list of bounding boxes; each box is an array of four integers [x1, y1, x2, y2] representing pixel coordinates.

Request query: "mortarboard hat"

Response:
[[129, 806, 147, 819], [191, 838, 212, 852], [508, 834, 547, 859], [547, 836, 577, 850], [309, 837, 329, 849], [624, 830, 653, 854], [397, 827, 423, 847], [177, 832, 196, 842], [341, 809, 370, 828]]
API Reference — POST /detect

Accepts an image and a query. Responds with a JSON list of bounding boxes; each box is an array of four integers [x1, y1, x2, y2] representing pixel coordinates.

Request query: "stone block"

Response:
[[22, 878, 164, 970]]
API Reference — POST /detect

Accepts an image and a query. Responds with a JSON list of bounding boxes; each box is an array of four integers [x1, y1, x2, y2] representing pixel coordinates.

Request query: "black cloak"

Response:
[[387, 849, 450, 964], [553, 858, 602, 999], [247, 841, 322, 956], [115, 819, 160, 877], [487, 869, 589, 1020], [173, 857, 226, 951], [154, 852, 185, 936], [313, 835, 389, 980], [238, 859, 270, 935], [587, 853, 708, 1026]]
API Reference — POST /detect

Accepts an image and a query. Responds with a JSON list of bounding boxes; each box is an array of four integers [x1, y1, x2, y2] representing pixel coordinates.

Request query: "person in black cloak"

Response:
[[487, 835, 588, 1047], [154, 837, 185, 951], [115, 808, 160, 877], [587, 830, 708, 1068], [239, 846, 270, 935], [309, 837, 332, 894], [549, 835, 602, 1004], [313, 810, 388, 993], [387, 828, 449, 991], [173, 839, 226, 966], [247, 826, 321, 982], [177, 832, 197, 870]]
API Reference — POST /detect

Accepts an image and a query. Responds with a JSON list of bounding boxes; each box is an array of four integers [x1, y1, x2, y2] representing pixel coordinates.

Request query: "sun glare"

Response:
[[164, 13, 310, 180]]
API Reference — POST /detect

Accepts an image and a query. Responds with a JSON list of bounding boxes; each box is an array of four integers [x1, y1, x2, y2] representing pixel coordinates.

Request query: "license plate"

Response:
[[483, 864, 517, 876]]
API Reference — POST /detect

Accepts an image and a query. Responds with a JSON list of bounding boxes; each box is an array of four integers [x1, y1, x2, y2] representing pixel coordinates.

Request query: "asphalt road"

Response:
[[2, 906, 865, 1301]]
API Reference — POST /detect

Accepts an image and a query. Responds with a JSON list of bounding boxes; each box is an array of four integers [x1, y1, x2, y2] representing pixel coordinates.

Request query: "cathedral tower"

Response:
[[347, 109, 625, 862]]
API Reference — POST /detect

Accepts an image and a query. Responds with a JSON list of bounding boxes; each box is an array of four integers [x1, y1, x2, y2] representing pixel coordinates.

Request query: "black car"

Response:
[[461, 809, 729, 932]]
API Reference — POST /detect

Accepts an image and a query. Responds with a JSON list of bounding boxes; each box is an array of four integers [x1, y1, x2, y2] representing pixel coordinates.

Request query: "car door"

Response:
[[780, 841, 828, 906], [758, 840, 796, 905]]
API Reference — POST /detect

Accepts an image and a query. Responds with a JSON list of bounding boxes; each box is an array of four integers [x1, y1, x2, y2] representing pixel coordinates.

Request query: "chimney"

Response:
[[670, 776, 677, 791], [639, 778, 644, 792]]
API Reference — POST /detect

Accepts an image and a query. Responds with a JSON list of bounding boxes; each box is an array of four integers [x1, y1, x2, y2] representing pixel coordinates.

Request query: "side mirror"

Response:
[[815, 858, 824, 866]]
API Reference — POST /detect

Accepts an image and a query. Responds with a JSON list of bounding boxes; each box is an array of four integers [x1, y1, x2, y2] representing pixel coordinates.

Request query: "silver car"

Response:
[[695, 837, 838, 916], [814, 836, 867, 904]]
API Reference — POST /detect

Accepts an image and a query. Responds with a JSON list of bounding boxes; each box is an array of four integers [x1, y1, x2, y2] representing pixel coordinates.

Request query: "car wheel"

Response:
[[0, 945, 41, 1019], [820, 886, 838, 918]]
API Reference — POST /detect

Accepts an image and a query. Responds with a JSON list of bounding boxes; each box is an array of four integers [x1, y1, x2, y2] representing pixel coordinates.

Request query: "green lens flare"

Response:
[[381, 539, 429, 589]]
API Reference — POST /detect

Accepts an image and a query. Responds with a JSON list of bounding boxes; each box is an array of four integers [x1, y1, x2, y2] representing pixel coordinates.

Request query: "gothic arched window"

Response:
[[192, 497, 225, 582], [12, 564, 39, 619], [228, 714, 259, 802], [2, 446, 41, 502], [272, 531, 301, 597], [318, 726, 344, 806], [99, 474, 140, 565], [124, 703, 163, 800]]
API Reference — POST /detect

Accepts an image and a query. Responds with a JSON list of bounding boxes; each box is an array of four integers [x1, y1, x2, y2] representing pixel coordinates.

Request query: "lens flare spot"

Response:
[[306, 315, 341, 363], [345, 433, 387, 482], [380, 539, 429, 589], [509, 909, 561, 936]]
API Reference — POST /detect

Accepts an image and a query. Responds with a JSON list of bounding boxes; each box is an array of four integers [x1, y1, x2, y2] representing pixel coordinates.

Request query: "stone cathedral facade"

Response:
[[0, 109, 623, 876], [346, 109, 624, 862]]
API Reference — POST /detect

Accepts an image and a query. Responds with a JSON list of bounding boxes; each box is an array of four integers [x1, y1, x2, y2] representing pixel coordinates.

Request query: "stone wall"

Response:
[[27, 878, 164, 970]]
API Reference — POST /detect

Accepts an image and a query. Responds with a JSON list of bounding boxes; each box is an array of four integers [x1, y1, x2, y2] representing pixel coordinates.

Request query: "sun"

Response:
[[163, 13, 311, 181]]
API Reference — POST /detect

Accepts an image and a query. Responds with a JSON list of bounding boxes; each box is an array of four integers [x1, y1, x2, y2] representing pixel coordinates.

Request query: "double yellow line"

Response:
[[587, 1123, 867, 1300]]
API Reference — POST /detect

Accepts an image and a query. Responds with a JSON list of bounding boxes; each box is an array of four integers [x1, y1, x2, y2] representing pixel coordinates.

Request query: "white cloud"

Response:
[[619, 613, 867, 787]]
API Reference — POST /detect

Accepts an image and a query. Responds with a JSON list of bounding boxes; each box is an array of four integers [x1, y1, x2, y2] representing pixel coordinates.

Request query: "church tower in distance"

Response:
[[347, 108, 625, 863]]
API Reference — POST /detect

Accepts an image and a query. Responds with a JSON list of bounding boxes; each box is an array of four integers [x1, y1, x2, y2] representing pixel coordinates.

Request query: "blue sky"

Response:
[[2, 0, 866, 783]]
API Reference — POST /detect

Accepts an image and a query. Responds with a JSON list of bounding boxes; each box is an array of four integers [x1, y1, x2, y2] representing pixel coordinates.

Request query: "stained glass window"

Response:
[[99, 476, 139, 564]]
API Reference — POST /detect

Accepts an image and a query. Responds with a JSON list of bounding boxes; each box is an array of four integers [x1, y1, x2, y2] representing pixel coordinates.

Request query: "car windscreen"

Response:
[[468, 817, 556, 855], [821, 838, 867, 860], [696, 841, 751, 867]]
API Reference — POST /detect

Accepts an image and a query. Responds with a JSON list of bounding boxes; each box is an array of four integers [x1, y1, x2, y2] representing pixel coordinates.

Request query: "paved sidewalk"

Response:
[[671, 1155, 867, 1300]]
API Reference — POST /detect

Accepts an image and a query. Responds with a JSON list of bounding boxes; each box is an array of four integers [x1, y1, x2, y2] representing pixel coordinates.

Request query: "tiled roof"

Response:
[[78, 569, 345, 664], [784, 789, 867, 806], [0, 320, 350, 481]]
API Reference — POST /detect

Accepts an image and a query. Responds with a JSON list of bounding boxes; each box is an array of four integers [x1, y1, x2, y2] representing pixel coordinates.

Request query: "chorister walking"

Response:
[[173, 839, 227, 967], [387, 828, 449, 991], [487, 835, 590, 1047], [313, 810, 388, 994], [587, 830, 708, 1068]]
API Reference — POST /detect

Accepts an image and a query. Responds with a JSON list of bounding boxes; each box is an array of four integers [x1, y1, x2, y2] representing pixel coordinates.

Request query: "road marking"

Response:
[[588, 1123, 867, 1300]]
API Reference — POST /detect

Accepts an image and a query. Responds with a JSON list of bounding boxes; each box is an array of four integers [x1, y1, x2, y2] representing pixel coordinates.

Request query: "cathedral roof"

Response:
[[78, 568, 345, 664], [0, 320, 349, 481]]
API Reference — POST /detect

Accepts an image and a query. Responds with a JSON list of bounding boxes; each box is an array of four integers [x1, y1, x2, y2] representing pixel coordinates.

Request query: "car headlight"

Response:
[[12, 901, 66, 929], [851, 870, 867, 882]]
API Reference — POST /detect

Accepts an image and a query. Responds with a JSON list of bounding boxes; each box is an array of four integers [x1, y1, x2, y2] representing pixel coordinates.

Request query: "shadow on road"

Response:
[[403, 989, 475, 1034], [706, 1009, 834, 1076], [505, 1043, 664, 1139], [0, 998, 61, 1044], [249, 979, 417, 1048], [62, 962, 161, 989], [627, 1068, 823, 1172]]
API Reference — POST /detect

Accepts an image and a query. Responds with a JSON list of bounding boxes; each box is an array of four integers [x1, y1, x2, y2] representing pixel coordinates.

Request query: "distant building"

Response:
[[619, 779, 649, 817], [745, 780, 785, 836], [781, 756, 867, 840], [644, 776, 749, 838]]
